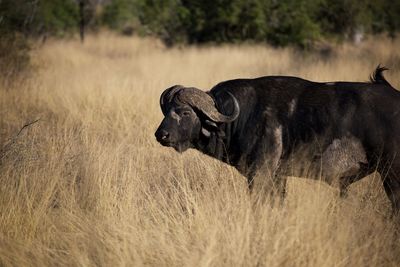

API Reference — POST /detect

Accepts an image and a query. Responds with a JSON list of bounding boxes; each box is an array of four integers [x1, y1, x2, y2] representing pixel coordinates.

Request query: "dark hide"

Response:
[[155, 66, 400, 213]]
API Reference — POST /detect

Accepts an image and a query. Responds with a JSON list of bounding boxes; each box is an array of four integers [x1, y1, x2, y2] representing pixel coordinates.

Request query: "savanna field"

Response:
[[1, 34, 400, 266]]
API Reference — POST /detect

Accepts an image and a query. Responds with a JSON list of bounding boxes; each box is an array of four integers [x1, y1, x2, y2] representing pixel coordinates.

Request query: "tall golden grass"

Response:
[[1, 33, 400, 266]]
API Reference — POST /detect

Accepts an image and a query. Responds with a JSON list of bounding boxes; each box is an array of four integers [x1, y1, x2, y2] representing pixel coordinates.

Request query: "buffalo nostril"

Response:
[[161, 130, 169, 140], [162, 133, 169, 140], [156, 129, 170, 142]]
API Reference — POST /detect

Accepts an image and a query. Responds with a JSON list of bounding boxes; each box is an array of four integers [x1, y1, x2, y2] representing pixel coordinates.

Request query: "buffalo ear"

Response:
[[204, 120, 218, 129], [160, 85, 184, 115], [201, 127, 211, 137], [201, 120, 226, 138], [200, 120, 217, 138]]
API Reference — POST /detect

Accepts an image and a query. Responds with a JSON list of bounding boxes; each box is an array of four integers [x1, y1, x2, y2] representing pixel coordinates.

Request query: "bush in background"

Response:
[[1, 0, 400, 68], [0, 0, 79, 82], [0, 32, 30, 80], [99, 0, 400, 47]]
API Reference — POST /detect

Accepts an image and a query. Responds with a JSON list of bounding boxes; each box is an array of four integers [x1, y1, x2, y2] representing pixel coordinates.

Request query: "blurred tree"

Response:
[[102, 0, 137, 31], [316, 0, 372, 40], [0, 0, 79, 79], [36, 0, 79, 37], [182, 0, 265, 43], [382, 0, 400, 38], [264, 0, 321, 47], [99, 0, 400, 47], [136, 0, 190, 45], [182, 0, 239, 43], [236, 0, 266, 41], [0, 0, 37, 78], [0, 0, 37, 34], [1, 0, 400, 49]]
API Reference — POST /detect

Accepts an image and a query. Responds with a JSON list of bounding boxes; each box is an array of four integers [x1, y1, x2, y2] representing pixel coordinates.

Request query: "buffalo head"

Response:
[[155, 85, 239, 152]]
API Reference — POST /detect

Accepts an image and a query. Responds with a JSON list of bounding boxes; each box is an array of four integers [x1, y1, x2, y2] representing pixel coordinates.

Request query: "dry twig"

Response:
[[0, 118, 41, 162]]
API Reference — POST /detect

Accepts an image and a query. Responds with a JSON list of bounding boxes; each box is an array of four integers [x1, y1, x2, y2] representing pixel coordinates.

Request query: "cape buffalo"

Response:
[[155, 66, 400, 213]]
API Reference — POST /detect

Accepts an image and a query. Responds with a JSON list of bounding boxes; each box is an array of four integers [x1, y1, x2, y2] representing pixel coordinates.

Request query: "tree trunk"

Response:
[[79, 0, 85, 43]]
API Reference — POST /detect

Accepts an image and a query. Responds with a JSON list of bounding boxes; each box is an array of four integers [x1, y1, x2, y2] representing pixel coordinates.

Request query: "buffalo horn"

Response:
[[177, 88, 240, 123]]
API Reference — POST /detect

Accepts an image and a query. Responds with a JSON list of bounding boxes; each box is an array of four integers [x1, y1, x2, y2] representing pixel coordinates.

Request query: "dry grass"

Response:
[[1, 33, 400, 266]]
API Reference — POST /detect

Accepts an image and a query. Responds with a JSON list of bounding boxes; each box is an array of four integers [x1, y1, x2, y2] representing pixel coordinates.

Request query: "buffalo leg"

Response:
[[270, 174, 287, 206], [339, 163, 375, 198], [248, 178, 254, 191], [251, 165, 287, 206], [382, 169, 400, 215], [245, 123, 284, 205], [247, 174, 255, 191], [269, 164, 287, 204]]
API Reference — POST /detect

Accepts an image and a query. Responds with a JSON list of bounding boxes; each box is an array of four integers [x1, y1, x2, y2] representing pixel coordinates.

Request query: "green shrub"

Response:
[[0, 32, 31, 83], [102, 0, 138, 31], [36, 0, 79, 37]]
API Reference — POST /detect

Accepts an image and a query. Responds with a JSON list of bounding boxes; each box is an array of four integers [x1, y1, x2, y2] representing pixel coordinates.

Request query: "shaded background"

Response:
[[1, 0, 400, 78], [2, 0, 400, 45]]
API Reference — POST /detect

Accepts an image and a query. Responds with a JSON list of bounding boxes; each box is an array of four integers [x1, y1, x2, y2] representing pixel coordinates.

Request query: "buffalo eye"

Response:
[[182, 111, 191, 117]]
